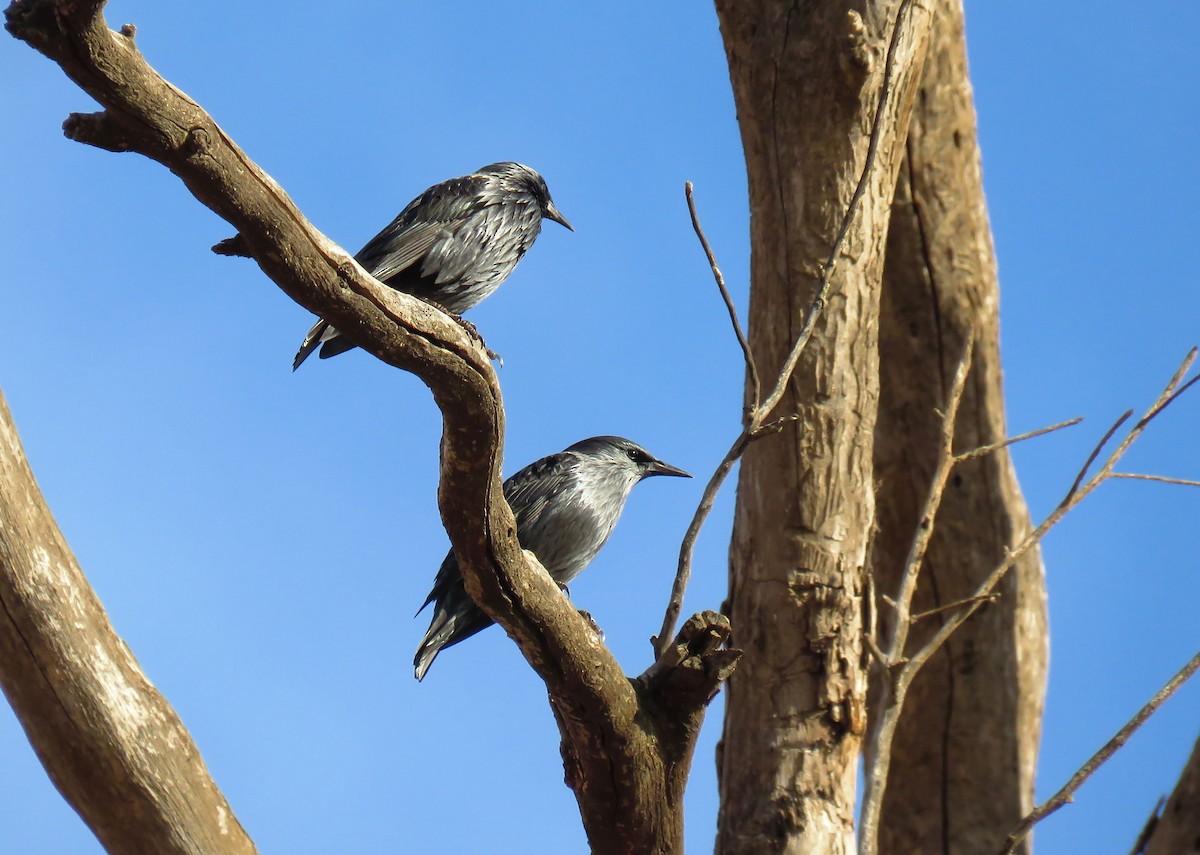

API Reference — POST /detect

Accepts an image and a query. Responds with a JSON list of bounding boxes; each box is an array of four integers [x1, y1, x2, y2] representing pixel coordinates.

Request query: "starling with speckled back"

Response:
[[293, 162, 571, 370], [414, 436, 690, 681]]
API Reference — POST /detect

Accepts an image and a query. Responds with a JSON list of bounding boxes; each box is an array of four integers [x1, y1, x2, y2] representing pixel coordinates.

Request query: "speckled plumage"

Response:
[[413, 437, 690, 681], [293, 162, 570, 370]]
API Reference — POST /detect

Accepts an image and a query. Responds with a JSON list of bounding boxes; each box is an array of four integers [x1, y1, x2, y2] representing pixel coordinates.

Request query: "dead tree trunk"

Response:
[[713, 3, 931, 852], [870, 2, 1048, 853], [1138, 732, 1200, 855]]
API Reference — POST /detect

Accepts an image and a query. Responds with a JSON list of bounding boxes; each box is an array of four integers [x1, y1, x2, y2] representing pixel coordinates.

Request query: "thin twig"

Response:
[[686, 181, 760, 418], [652, 432, 749, 653], [1062, 410, 1132, 505], [888, 334, 975, 659], [1000, 650, 1200, 855], [954, 417, 1083, 463], [1138, 347, 1199, 426], [864, 570, 888, 666], [910, 593, 999, 624], [1111, 472, 1200, 488], [657, 0, 927, 657]]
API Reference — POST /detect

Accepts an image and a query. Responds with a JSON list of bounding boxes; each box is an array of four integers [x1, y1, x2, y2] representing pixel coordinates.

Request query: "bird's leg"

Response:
[[576, 609, 605, 642], [556, 582, 602, 638], [448, 312, 503, 365]]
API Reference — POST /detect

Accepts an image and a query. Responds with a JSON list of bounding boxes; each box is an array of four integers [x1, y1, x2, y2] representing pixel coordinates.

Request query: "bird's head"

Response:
[[479, 161, 573, 231], [566, 436, 691, 482]]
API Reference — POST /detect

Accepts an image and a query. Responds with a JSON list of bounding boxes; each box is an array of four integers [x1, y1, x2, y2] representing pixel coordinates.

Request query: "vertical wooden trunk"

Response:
[[714, 3, 930, 852], [1140, 733, 1200, 855], [871, 3, 1047, 852]]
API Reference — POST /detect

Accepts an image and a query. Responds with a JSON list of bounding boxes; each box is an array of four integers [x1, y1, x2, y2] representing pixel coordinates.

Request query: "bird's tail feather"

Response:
[[293, 320, 330, 371], [414, 614, 457, 682], [317, 335, 358, 361]]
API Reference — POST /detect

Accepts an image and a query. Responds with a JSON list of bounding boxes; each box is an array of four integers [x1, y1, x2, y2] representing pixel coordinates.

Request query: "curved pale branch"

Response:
[[0, 392, 258, 855]]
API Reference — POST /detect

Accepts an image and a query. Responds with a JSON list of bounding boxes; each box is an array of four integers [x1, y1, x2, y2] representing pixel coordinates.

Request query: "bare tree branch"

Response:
[[954, 417, 1083, 463], [685, 181, 759, 418], [0, 391, 258, 855], [1111, 472, 1200, 488], [1000, 650, 1200, 855], [4, 3, 733, 851]]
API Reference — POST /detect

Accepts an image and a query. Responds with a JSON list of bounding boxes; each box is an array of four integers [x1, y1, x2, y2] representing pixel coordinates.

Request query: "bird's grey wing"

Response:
[[356, 175, 492, 283], [502, 452, 577, 528], [419, 202, 513, 286], [416, 450, 574, 616]]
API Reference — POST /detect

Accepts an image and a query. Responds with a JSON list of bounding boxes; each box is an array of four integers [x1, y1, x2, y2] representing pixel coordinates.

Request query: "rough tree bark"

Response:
[[1139, 732, 1200, 855], [2, 3, 736, 853], [870, 2, 1047, 853], [713, 3, 932, 853]]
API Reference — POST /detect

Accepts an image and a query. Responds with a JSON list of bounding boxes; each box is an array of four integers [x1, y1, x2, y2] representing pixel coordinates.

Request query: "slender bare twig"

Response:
[[686, 181, 759, 418], [655, 0, 926, 656], [954, 417, 1083, 463], [1112, 472, 1200, 488], [651, 432, 750, 652], [864, 571, 888, 666], [1140, 356, 1199, 425], [999, 650, 1200, 855], [1062, 410, 1133, 504], [910, 593, 999, 624], [887, 334, 974, 653]]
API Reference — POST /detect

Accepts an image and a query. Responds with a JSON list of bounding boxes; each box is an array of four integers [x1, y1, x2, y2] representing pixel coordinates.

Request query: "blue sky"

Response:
[[1, 2, 1197, 853]]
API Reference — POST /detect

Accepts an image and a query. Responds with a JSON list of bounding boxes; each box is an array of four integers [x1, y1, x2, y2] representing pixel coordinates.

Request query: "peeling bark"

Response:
[[869, 2, 1047, 853], [713, 2, 932, 853]]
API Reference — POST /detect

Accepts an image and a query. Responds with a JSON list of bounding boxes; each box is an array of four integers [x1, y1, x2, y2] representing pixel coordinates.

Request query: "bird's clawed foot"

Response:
[[577, 609, 605, 642], [448, 313, 503, 365]]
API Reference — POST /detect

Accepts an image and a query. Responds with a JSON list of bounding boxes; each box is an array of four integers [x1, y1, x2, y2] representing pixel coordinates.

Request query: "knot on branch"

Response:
[[62, 111, 137, 152], [180, 127, 211, 159], [638, 611, 741, 708], [212, 233, 251, 258]]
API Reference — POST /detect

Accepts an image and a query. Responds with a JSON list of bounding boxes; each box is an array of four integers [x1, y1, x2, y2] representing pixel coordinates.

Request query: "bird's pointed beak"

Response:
[[545, 202, 573, 232], [646, 459, 691, 479]]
